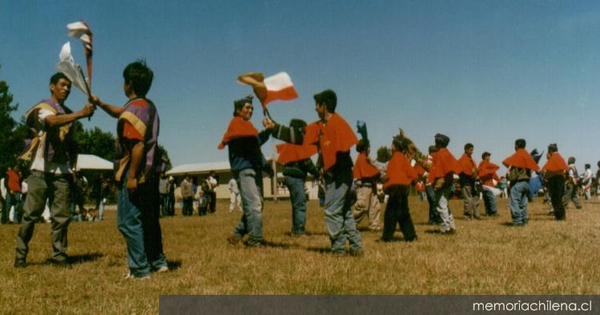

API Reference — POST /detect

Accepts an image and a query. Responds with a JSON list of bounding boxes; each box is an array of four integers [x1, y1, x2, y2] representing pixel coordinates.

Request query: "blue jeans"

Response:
[[16, 171, 71, 262], [117, 170, 167, 277], [284, 176, 307, 235], [509, 181, 530, 224], [324, 179, 363, 254], [233, 168, 263, 246], [482, 187, 497, 215], [4, 191, 22, 223]]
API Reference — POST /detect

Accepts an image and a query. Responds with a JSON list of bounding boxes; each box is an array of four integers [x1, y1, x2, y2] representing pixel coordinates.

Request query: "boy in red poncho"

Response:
[[265, 89, 363, 256], [502, 138, 540, 226], [380, 134, 418, 242], [478, 151, 500, 217], [429, 133, 462, 234], [541, 143, 568, 220], [352, 139, 382, 231]]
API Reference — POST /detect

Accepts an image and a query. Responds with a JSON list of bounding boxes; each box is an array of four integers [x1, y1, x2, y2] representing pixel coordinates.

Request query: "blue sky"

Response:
[[2, 0, 600, 173]]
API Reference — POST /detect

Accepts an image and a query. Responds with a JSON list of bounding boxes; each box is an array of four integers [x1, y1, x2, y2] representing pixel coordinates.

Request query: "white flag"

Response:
[[55, 42, 89, 95]]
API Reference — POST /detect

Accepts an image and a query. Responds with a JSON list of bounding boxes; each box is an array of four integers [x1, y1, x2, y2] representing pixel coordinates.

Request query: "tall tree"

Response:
[[0, 67, 24, 173], [75, 125, 117, 161]]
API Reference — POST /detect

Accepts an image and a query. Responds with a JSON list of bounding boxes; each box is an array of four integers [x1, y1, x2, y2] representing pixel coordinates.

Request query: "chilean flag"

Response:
[[262, 72, 298, 106]]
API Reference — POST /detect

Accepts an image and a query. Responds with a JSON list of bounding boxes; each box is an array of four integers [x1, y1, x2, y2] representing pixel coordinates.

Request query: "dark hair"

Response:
[[464, 143, 474, 151], [123, 60, 153, 97], [50, 72, 71, 85], [482, 151, 491, 159], [313, 89, 337, 113], [233, 95, 253, 117], [515, 138, 526, 149]]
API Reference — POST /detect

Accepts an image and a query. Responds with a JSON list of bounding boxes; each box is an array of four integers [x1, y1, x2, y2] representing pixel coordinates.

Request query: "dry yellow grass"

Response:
[[1, 195, 599, 314]]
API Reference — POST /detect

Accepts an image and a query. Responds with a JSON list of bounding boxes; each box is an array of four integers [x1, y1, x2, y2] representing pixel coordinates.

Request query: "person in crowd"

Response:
[[159, 172, 170, 217], [15, 72, 95, 268], [457, 143, 480, 220], [428, 134, 462, 234], [219, 95, 272, 247], [502, 138, 540, 226], [380, 133, 418, 242], [478, 151, 500, 217], [180, 174, 194, 216], [90, 60, 168, 278], [352, 139, 382, 231], [3, 165, 23, 224], [167, 176, 176, 216], [206, 171, 218, 213], [228, 177, 241, 212], [562, 156, 582, 210], [265, 89, 364, 256], [541, 143, 568, 221], [581, 163, 593, 201], [276, 119, 319, 236]]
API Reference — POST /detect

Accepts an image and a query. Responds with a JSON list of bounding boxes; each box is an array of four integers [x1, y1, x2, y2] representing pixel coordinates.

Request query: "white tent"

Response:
[[76, 154, 113, 171]]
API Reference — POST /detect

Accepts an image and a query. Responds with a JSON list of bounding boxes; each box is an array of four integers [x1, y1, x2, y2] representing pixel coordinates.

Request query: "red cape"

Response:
[[542, 152, 568, 172], [276, 143, 318, 165], [304, 113, 357, 171], [218, 117, 258, 150], [384, 151, 417, 188], [458, 153, 477, 176], [502, 148, 540, 171], [429, 148, 462, 181], [353, 152, 380, 180]]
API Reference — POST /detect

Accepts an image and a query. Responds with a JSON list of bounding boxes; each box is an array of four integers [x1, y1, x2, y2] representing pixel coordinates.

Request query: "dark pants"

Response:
[[547, 175, 566, 220], [381, 185, 416, 242], [208, 191, 217, 213], [182, 198, 193, 216]]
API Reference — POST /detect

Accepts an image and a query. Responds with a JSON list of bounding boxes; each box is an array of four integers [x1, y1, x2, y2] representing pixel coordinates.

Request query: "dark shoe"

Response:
[[227, 235, 241, 245], [14, 259, 26, 268]]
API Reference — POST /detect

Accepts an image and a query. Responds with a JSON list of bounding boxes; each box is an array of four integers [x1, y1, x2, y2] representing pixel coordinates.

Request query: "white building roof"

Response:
[[166, 161, 231, 176], [76, 154, 113, 171]]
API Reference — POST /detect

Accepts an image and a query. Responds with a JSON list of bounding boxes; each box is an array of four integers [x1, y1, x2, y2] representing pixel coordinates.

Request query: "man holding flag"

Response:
[[219, 95, 272, 247], [14, 73, 95, 268]]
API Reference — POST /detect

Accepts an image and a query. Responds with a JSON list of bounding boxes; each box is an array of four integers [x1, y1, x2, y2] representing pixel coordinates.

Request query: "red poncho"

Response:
[[304, 113, 357, 171], [502, 148, 540, 171], [218, 116, 258, 150]]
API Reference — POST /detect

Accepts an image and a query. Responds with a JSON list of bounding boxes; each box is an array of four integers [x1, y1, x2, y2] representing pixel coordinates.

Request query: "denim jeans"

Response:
[[117, 170, 167, 277], [434, 182, 455, 233], [233, 168, 263, 246], [509, 181, 530, 224], [426, 184, 441, 223], [324, 179, 363, 254], [16, 171, 71, 262], [3, 191, 22, 223], [284, 176, 307, 235], [481, 187, 497, 215]]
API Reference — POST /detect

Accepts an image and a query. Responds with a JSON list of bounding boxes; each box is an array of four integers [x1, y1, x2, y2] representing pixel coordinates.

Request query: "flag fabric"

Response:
[[262, 72, 298, 106], [67, 21, 93, 85], [56, 42, 89, 95]]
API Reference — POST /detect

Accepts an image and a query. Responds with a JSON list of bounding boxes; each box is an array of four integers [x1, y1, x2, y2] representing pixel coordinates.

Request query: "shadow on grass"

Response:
[[166, 260, 182, 271]]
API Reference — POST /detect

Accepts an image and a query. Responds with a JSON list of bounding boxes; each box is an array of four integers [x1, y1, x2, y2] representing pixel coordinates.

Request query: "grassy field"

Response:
[[1, 195, 599, 314]]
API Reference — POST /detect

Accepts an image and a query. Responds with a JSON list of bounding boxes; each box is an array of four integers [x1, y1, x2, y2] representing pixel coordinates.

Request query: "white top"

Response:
[[30, 108, 72, 174]]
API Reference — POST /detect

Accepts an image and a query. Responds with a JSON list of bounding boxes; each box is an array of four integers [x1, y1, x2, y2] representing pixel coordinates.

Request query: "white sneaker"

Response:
[[155, 266, 169, 273], [124, 272, 150, 280]]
